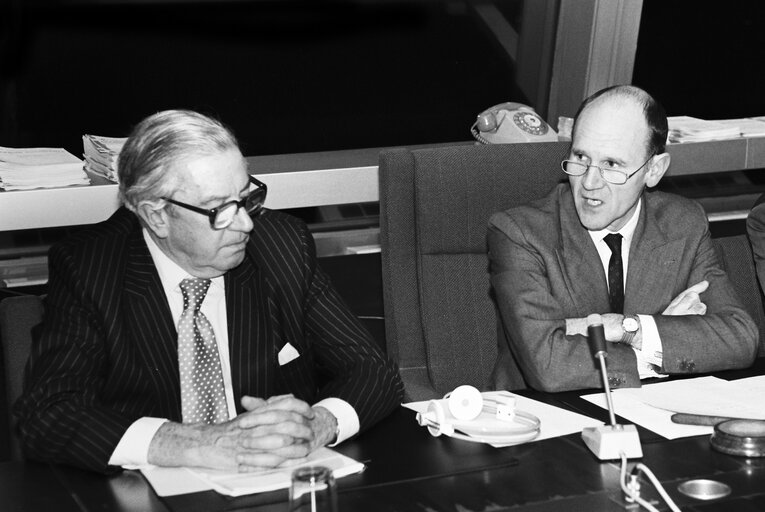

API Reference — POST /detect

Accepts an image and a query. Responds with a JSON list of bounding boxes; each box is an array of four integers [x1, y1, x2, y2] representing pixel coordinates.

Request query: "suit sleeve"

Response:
[[653, 216, 757, 373], [295, 222, 404, 432], [747, 201, 765, 296], [14, 243, 135, 473], [488, 212, 640, 392]]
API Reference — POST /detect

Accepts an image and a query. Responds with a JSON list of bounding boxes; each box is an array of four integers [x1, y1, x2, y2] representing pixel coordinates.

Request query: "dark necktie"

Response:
[[603, 233, 624, 314], [177, 278, 229, 424]]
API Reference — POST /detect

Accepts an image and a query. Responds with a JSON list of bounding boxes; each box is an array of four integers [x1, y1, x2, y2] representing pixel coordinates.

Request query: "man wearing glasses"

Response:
[[16, 110, 404, 473], [489, 85, 757, 393]]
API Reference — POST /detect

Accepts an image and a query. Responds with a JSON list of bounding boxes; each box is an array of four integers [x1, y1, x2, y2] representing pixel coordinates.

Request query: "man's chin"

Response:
[[219, 248, 247, 272], [574, 207, 608, 231]]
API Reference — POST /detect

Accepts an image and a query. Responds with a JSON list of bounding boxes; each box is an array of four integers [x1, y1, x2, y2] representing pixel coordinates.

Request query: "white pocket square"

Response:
[[278, 343, 300, 366]]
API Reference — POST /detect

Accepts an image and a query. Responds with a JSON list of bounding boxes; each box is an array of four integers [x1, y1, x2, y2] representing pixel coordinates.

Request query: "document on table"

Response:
[[403, 390, 602, 446], [581, 375, 765, 439], [141, 447, 364, 497]]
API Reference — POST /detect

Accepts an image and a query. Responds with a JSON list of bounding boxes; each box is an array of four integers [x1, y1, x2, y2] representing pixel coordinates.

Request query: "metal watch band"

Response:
[[621, 315, 639, 346]]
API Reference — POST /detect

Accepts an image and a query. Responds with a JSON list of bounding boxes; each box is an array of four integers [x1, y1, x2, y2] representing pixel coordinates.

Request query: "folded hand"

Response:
[[148, 394, 337, 472]]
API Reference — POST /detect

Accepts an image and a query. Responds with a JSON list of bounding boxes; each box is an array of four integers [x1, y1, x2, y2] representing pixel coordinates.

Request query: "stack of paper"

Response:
[[734, 116, 765, 137], [668, 116, 742, 143], [0, 146, 90, 191], [141, 447, 364, 497], [82, 134, 126, 183]]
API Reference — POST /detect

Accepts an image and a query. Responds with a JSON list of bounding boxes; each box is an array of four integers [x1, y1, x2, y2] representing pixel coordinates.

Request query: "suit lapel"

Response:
[[225, 246, 274, 413], [625, 194, 684, 314], [556, 190, 612, 316], [122, 228, 182, 420]]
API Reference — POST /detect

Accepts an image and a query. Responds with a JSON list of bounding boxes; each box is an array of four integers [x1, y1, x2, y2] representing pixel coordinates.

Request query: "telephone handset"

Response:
[[471, 102, 558, 144]]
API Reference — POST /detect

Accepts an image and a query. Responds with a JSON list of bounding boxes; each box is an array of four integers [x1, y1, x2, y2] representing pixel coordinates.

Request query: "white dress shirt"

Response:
[[586, 199, 664, 379], [108, 229, 358, 467]]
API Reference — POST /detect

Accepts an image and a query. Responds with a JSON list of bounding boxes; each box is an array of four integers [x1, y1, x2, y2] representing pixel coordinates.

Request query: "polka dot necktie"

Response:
[[603, 233, 624, 314], [177, 278, 229, 424]]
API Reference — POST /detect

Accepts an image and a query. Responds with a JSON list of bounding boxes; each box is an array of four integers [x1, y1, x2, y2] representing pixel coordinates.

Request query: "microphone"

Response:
[[586, 313, 607, 358], [586, 314, 616, 427], [581, 314, 643, 460]]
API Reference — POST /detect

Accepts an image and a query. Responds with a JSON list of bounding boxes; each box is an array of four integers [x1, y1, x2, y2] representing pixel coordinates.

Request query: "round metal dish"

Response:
[[710, 419, 765, 457], [677, 479, 731, 500]]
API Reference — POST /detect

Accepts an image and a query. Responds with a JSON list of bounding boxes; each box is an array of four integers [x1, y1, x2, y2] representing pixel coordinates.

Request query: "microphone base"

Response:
[[582, 424, 643, 460]]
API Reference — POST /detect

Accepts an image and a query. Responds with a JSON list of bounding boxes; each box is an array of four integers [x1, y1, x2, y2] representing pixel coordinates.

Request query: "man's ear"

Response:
[[135, 201, 171, 238], [644, 152, 671, 188]]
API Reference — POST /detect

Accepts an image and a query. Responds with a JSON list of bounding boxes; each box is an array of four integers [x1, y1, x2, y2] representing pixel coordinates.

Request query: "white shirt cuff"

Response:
[[635, 315, 665, 379], [314, 397, 359, 446], [108, 417, 168, 469]]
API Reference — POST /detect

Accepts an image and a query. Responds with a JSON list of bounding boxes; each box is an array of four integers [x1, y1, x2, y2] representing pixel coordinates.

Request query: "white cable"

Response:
[[634, 462, 681, 512], [619, 453, 681, 512]]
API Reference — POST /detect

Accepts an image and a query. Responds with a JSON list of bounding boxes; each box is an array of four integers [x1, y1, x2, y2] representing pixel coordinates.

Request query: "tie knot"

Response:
[[180, 278, 211, 311], [603, 233, 623, 254]]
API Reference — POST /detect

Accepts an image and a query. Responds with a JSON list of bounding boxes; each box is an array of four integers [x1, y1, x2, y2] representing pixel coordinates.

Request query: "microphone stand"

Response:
[[581, 314, 643, 460]]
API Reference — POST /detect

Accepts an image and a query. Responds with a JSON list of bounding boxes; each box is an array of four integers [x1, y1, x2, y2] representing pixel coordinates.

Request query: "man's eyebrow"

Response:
[[599, 155, 627, 166], [198, 193, 231, 207], [199, 184, 248, 206]]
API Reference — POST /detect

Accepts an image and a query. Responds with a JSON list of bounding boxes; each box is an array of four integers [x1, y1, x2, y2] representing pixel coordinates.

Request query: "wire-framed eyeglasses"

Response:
[[162, 175, 268, 230], [560, 154, 654, 185]]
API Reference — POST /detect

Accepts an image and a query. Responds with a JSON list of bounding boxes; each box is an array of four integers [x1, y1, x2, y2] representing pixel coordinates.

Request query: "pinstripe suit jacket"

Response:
[[489, 184, 758, 392], [15, 208, 403, 473]]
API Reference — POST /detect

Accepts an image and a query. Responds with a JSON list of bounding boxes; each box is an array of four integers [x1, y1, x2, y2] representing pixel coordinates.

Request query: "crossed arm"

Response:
[[565, 280, 710, 349]]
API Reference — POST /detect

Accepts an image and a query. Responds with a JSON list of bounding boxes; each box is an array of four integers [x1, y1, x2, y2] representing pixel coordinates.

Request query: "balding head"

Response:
[[573, 85, 668, 158]]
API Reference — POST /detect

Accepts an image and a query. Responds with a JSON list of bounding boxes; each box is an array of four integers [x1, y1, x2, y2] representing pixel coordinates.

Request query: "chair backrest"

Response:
[[712, 234, 765, 356], [379, 142, 568, 400], [0, 294, 44, 461]]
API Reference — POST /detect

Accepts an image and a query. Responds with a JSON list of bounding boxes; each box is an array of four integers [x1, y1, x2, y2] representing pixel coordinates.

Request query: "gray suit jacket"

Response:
[[747, 196, 765, 296], [489, 183, 757, 392]]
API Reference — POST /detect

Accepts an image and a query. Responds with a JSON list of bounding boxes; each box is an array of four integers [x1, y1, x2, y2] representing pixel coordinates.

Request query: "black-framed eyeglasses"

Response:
[[560, 154, 654, 185], [161, 175, 268, 229]]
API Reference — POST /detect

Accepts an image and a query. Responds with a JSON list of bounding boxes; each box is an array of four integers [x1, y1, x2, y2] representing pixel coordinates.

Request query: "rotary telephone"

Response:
[[471, 102, 558, 144]]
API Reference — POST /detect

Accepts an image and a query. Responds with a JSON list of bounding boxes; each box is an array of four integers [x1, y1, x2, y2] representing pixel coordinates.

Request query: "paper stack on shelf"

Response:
[[82, 134, 126, 183], [733, 117, 765, 137], [668, 116, 742, 143], [0, 146, 89, 191]]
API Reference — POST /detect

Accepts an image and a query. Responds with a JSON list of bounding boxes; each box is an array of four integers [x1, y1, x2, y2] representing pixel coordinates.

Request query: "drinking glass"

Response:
[[288, 466, 338, 512]]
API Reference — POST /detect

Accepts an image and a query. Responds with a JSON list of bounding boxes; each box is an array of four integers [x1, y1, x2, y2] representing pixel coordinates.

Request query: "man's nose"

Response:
[[581, 165, 605, 190], [231, 206, 254, 232]]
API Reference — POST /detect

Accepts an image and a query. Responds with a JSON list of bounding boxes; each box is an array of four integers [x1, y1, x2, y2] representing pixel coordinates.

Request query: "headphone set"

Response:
[[415, 385, 541, 444]]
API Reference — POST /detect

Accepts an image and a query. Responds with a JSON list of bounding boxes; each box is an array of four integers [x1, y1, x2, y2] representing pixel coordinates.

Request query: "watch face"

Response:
[[623, 317, 639, 332]]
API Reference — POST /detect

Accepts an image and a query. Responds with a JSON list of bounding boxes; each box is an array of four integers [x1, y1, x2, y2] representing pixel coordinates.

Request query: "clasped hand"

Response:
[[149, 394, 337, 472]]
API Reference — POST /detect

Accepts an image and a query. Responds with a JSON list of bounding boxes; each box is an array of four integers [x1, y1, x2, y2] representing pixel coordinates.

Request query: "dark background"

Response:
[[634, 0, 765, 119], [0, 0, 522, 157]]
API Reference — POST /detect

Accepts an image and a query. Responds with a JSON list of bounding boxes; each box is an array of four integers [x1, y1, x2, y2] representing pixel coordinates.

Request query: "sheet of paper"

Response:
[[628, 376, 765, 420], [580, 375, 765, 439], [581, 390, 714, 440], [140, 447, 363, 497], [403, 391, 602, 446], [141, 467, 212, 497]]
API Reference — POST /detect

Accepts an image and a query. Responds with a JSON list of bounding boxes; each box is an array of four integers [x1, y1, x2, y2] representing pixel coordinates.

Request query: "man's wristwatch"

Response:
[[621, 314, 640, 346]]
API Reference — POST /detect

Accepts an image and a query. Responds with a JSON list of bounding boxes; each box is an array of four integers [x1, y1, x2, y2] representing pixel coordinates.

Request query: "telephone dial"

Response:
[[471, 102, 558, 144]]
